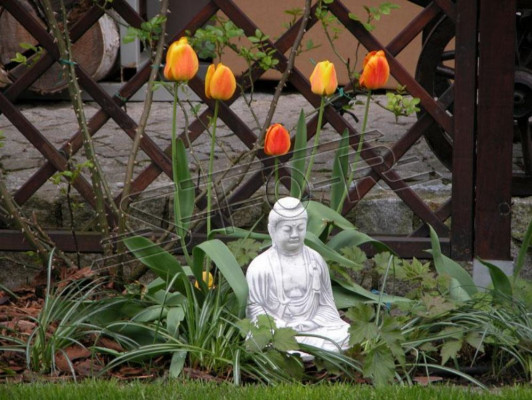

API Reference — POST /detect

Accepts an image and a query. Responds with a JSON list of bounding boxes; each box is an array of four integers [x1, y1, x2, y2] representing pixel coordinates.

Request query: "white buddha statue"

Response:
[[246, 197, 350, 353]]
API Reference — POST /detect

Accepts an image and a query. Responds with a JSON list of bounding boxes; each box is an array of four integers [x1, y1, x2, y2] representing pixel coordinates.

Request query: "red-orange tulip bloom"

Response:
[[264, 123, 291, 156], [359, 50, 390, 90], [205, 63, 236, 100], [310, 60, 338, 96], [163, 37, 199, 81]]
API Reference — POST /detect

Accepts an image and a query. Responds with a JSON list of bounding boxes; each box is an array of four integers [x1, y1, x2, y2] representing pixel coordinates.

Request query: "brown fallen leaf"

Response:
[[97, 337, 124, 352], [118, 366, 146, 377], [55, 345, 92, 372], [57, 267, 95, 289], [74, 358, 102, 377], [413, 375, 444, 386]]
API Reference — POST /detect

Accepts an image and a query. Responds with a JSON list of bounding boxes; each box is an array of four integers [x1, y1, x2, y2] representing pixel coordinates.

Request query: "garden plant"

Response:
[[0, 0, 530, 396]]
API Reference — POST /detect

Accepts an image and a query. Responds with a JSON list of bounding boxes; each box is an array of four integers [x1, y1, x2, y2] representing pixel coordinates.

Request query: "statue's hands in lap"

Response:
[[287, 320, 319, 332]]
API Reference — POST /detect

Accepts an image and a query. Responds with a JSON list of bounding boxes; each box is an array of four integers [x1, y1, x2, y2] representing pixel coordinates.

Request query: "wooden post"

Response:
[[474, 0, 516, 283], [451, 0, 478, 260]]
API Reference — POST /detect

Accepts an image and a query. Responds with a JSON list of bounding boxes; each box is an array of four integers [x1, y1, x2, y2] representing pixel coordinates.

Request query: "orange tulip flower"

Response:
[[163, 37, 199, 82], [310, 60, 338, 96], [205, 63, 236, 100], [359, 50, 390, 90], [264, 123, 291, 156]]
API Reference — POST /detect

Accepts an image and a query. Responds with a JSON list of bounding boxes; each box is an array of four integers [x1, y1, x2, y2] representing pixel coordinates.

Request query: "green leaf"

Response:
[[327, 228, 392, 254], [239, 315, 276, 352], [192, 240, 248, 317], [346, 303, 375, 323], [304, 231, 358, 269], [210, 226, 270, 242], [427, 226, 477, 298], [332, 285, 369, 308], [363, 343, 395, 386], [380, 317, 405, 366], [305, 200, 355, 236], [336, 278, 409, 304], [132, 305, 167, 323], [174, 138, 195, 234], [227, 238, 261, 266], [339, 245, 367, 271], [10, 52, 27, 64], [265, 350, 304, 380], [476, 258, 513, 298], [291, 110, 307, 199], [516, 218, 532, 277], [348, 13, 361, 21], [330, 129, 350, 212], [166, 306, 185, 337], [440, 339, 462, 366], [123, 236, 191, 294], [272, 327, 299, 352], [348, 322, 378, 347], [419, 294, 456, 317], [169, 350, 187, 378]]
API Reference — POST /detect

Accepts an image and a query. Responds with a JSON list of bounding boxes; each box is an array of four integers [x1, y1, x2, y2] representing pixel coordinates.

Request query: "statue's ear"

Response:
[[267, 223, 274, 240]]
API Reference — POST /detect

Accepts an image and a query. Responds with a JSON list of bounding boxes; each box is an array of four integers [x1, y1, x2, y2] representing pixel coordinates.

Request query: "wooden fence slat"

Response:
[[474, 0, 516, 260], [4, 0, 515, 260], [451, 0, 478, 260], [329, 0, 454, 136], [0, 92, 99, 209]]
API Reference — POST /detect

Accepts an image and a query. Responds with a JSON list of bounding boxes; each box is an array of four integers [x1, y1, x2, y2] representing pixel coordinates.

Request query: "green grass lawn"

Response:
[[0, 380, 529, 400]]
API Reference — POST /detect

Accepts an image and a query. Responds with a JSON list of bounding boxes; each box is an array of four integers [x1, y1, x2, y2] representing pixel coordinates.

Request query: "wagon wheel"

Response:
[[415, 9, 532, 195]]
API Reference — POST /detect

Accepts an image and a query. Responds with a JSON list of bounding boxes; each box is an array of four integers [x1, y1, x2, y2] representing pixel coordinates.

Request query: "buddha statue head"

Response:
[[268, 197, 308, 255]]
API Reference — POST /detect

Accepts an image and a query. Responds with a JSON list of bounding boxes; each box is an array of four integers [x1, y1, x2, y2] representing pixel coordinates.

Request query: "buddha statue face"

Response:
[[268, 197, 308, 255], [271, 218, 307, 255]]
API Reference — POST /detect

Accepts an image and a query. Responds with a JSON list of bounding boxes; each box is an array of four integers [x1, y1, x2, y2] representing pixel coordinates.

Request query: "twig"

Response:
[[40, 0, 117, 255], [260, 0, 312, 136], [0, 170, 75, 269], [117, 0, 169, 281]]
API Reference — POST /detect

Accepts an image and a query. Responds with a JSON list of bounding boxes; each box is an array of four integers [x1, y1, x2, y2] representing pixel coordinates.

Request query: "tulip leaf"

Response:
[[304, 231, 358, 269], [330, 129, 350, 213], [192, 239, 248, 317], [290, 109, 307, 199], [515, 217, 532, 278], [427, 226, 477, 298], [476, 258, 513, 298], [169, 350, 187, 378], [327, 228, 392, 254], [304, 200, 355, 236], [123, 236, 192, 295], [174, 138, 195, 235], [210, 226, 270, 242]]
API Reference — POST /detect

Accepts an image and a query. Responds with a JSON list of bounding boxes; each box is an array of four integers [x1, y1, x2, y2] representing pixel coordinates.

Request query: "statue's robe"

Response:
[[246, 246, 350, 351]]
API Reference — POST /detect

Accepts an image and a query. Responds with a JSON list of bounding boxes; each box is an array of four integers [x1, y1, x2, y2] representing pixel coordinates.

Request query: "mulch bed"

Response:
[[0, 270, 525, 386]]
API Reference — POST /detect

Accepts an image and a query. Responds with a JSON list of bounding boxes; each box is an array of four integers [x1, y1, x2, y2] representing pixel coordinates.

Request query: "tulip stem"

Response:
[[274, 157, 280, 199], [336, 89, 372, 213], [172, 82, 192, 265], [207, 100, 219, 236], [304, 96, 326, 193]]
